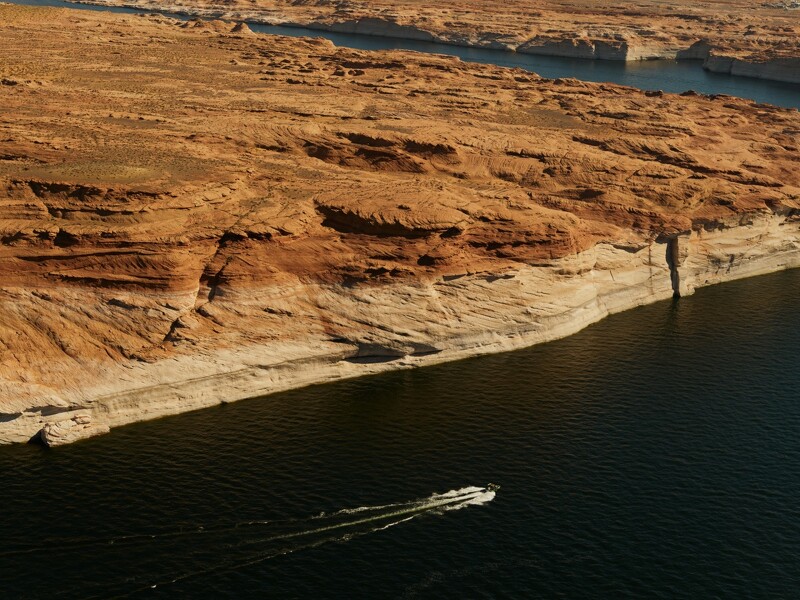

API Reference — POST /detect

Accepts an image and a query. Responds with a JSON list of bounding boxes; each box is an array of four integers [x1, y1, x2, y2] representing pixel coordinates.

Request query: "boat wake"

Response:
[[6, 485, 497, 599]]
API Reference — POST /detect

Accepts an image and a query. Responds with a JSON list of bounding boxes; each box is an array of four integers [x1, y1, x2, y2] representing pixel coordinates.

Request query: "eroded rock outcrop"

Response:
[[40, 414, 110, 447], [704, 54, 800, 84], [1, 5, 799, 444]]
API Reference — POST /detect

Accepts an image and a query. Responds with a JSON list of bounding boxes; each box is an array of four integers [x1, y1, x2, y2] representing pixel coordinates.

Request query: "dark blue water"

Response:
[[7, 0, 800, 108], [2, 269, 800, 598]]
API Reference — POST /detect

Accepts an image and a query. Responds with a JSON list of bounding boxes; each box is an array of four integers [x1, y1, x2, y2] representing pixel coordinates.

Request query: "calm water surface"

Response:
[[2, 269, 800, 598], [7, 0, 800, 108]]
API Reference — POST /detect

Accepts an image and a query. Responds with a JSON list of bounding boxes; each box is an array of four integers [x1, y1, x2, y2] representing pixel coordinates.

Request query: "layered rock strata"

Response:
[[704, 54, 800, 84], [64, 0, 800, 83], [1, 5, 799, 445]]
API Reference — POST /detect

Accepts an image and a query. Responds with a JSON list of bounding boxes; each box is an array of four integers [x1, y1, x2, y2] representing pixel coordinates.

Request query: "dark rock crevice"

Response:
[[653, 234, 684, 298]]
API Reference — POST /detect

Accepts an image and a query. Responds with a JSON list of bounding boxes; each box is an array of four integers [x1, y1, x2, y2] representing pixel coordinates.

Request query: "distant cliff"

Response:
[[704, 54, 800, 84], [65, 0, 800, 83]]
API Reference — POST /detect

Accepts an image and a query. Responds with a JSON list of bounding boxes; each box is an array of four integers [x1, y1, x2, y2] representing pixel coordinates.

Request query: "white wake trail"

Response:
[[326, 485, 497, 519], [70, 484, 500, 600]]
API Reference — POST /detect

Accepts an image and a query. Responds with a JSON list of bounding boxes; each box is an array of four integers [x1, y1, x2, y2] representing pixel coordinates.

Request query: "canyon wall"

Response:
[[6, 214, 799, 446], [518, 38, 675, 61], [1, 5, 798, 445], [704, 55, 800, 84]]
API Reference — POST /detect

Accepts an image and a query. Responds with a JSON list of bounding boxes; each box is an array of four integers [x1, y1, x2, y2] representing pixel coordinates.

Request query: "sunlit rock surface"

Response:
[[0, 5, 798, 444], [66, 0, 800, 82]]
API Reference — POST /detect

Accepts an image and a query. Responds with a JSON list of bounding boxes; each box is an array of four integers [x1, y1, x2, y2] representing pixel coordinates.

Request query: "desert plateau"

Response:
[[63, 0, 800, 82], [0, 3, 799, 445]]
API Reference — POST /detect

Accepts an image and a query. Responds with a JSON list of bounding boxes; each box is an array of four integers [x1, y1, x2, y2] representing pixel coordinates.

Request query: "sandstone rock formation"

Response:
[[1, 5, 798, 445], [64, 0, 800, 82], [704, 54, 800, 84], [40, 414, 111, 447]]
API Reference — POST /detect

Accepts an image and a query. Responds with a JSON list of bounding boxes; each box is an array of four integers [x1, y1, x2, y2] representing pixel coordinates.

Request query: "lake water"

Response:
[[6, 0, 800, 108], [2, 270, 800, 598], [3, 1, 800, 597]]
